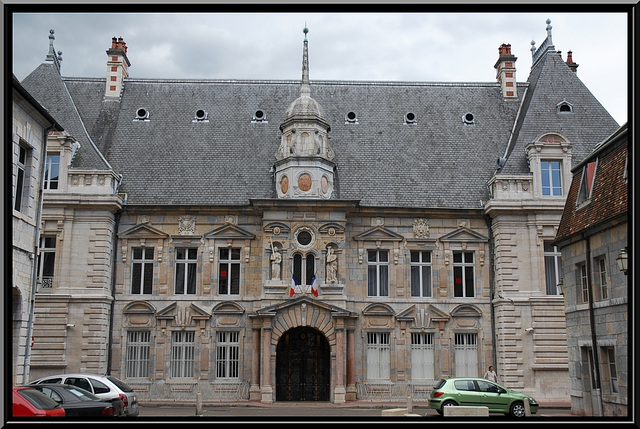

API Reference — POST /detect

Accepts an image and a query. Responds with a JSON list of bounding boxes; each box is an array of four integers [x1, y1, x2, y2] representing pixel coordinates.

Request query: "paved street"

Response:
[[136, 402, 574, 420]]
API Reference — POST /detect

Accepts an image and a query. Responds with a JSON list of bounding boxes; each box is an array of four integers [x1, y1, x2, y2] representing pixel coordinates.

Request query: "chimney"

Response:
[[105, 36, 131, 100], [494, 43, 517, 99], [565, 50, 579, 73]]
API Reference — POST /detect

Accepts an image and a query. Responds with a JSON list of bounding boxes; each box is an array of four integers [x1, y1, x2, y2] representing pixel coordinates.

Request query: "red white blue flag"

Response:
[[290, 273, 298, 297], [310, 274, 318, 297]]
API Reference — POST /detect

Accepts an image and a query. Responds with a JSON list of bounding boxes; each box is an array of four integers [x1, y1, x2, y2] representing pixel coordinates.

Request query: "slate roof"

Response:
[[20, 39, 619, 210]]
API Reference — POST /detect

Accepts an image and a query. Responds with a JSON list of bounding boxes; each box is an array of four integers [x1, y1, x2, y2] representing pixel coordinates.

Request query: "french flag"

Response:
[[290, 273, 298, 297], [310, 274, 318, 297]]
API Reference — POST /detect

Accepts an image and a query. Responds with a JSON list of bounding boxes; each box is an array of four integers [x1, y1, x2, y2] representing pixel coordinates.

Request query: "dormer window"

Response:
[[193, 109, 208, 122], [345, 111, 358, 124], [525, 133, 572, 198], [404, 112, 417, 125], [252, 109, 267, 123], [134, 108, 149, 121], [576, 159, 598, 207], [557, 100, 573, 114], [462, 112, 475, 125]]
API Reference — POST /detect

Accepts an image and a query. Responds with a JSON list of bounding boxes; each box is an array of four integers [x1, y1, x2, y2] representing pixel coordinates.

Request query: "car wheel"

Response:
[[510, 401, 526, 418], [442, 400, 458, 408]]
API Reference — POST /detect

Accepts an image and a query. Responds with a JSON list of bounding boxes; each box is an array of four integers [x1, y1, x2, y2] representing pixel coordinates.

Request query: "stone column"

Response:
[[261, 319, 273, 403], [346, 326, 357, 401], [249, 326, 261, 401], [334, 318, 346, 403]]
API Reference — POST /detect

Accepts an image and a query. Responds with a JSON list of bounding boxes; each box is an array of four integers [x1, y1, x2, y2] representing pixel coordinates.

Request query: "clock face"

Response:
[[298, 174, 312, 192], [281, 176, 289, 194]]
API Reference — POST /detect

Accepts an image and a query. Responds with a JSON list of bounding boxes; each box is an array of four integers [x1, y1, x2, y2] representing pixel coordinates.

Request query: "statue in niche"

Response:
[[326, 246, 338, 283], [270, 240, 282, 281]]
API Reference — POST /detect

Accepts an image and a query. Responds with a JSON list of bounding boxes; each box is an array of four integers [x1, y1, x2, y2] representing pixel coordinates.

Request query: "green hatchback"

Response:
[[429, 377, 539, 417]]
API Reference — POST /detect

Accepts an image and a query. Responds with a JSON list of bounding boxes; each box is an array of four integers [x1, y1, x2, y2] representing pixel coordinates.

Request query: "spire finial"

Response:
[[300, 25, 311, 97], [546, 18, 553, 45]]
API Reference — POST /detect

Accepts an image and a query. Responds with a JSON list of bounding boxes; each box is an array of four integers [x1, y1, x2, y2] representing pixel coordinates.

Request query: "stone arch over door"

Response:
[[276, 326, 330, 401]]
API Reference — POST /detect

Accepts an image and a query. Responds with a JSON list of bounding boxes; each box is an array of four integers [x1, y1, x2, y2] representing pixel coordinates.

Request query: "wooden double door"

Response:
[[275, 327, 330, 401]]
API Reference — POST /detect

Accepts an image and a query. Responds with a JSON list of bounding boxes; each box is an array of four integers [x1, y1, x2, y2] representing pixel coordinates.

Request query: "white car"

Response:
[[29, 373, 138, 417]]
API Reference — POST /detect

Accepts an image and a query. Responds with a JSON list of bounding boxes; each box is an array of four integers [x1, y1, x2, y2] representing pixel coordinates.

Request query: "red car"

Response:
[[12, 386, 65, 417]]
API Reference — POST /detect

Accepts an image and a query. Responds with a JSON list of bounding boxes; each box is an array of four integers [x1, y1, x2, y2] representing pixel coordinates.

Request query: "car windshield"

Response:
[[67, 387, 101, 401], [107, 375, 134, 392], [19, 389, 61, 410]]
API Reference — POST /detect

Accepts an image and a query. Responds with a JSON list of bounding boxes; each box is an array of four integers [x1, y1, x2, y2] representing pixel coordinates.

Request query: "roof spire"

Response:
[[45, 29, 62, 71], [300, 25, 311, 97]]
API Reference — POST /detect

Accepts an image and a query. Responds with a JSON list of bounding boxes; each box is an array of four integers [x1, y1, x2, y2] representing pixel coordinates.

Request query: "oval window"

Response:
[[297, 231, 312, 246]]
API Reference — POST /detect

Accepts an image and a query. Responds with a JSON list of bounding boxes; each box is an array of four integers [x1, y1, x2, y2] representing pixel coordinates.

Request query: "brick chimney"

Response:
[[494, 43, 518, 99], [565, 50, 579, 73], [105, 37, 131, 100]]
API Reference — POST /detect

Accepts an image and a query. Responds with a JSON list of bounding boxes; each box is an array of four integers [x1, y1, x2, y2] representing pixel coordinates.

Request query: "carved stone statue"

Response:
[[271, 246, 282, 281], [326, 246, 338, 283]]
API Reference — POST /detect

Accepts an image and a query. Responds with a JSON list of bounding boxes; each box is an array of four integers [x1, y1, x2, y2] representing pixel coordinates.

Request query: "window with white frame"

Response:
[[216, 331, 239, 379], [175, 248, 197, 294], [577, 263, 588, 303], [410, 251, 432, 297], [219, 248, 240, 295], [454, 333, 478, 377], [14, 142, 31, 212], [37, 236, 56, 291], [366, 332, 390, 380], [576, 160, 597, 206], [584, 347, 600, 390], [43, 153, 60, 190], [171, 331, 195, 378], [367, 250, 389, 297], [411, 332, 434, 380], [131, 247, 154, 294], [453, 252, 474, 297], [126, 331, 151, 378], [541, 160, 562, 196], [544, 242, 563, 295], [603, 347, 618, 394], [596, 257, 609, 300]]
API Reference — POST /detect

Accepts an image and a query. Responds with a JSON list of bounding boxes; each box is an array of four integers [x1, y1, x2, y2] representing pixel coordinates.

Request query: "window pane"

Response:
[[379, 265, 388, 296], [367, 265, 377, 296], [454, 266, 463, 297], [132, 263, 142, 294], [175, 264, 185, 294], [187, 263, 196, 294], [465, 266, 474, 297], [422, 266, 432, 297], [143, 263, 153, 294], [410, 266, 420, 296], [230, 263, 240, 294]]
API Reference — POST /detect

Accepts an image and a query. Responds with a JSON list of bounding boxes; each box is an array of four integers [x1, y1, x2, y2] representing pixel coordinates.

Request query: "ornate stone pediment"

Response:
[[353, 226, 404, 242], [156, 302, 211, 328], [439, 227, 488, 243], [204, 224, 256, 240], [118, 223, 168, 239]]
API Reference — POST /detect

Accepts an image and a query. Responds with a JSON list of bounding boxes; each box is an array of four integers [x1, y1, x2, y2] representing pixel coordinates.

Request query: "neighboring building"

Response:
[[11, 69, 63, 385], [18, 20, 620, 404], [553, 123, 628, 416]]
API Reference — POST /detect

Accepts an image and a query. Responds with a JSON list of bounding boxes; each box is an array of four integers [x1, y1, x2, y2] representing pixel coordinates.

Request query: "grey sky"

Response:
[[10, 11, 628, 125]]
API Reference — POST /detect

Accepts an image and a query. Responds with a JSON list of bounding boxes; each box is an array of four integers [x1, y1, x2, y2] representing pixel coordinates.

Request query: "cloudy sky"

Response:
[[10, 10, 629, 124]]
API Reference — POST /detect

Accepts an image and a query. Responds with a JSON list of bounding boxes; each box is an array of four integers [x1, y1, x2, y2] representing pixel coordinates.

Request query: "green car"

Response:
[[429, 377, 539, 417]]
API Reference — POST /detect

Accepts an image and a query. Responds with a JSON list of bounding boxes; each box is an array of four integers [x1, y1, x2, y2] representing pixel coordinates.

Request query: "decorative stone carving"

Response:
[[178, 215, 196, 235], [413, 218, 429, 238], [326, 246, 338, 283]]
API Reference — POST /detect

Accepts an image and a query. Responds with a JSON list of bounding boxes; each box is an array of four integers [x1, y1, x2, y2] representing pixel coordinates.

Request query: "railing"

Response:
[[356, 382, 433, 402], [37, 276, 53, 292]]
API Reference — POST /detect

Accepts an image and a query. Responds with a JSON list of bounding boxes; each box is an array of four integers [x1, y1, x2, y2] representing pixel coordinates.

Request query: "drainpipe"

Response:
[[485, 214, 498, 373], [23, 125, 54, 384], [106, 210, 121, 374], [584, 236, 603, 415]]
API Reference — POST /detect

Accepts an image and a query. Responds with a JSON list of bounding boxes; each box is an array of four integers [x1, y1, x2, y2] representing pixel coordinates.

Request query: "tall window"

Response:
[[541, 160, 562, 196], [577, 263, 588, 303], [171, 331, 195, 378], [410, 251, 432, 297], [544, 242, 563, 295], [596, 257, 609, 300], [453, 252, 474, 297], [584, 347, 600, 389], [37, 236, 56, 291], [411, 333, 434, 380], [175, 248, 197, 294], [603, 347, 618, 394], [366, 332, 390, 380], [131, 247, 154, 294], [219, 248, 240, 295], [126, 331, 151, 378], [454, 333, 478, 377], [14, 143, 30, 212], [367, 250, 389, 297], [293, 253, 315, 287], [43, 153, 60, 190], [216, 331, 239, 379]]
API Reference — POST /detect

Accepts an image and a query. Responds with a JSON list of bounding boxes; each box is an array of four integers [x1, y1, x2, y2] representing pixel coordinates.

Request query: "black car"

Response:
[[26, 384, 124, 417]]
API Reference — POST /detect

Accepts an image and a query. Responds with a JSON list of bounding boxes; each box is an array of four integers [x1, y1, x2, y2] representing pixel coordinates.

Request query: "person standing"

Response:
[[484, 365, 498, 382]]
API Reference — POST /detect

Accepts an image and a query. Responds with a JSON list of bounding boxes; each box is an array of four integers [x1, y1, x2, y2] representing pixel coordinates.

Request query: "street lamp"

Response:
[[616, 248, 628, 275]]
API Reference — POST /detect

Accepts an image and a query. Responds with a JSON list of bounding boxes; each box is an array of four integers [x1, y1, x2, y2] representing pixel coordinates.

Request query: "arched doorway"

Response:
[[276, 326, 330, 401]]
